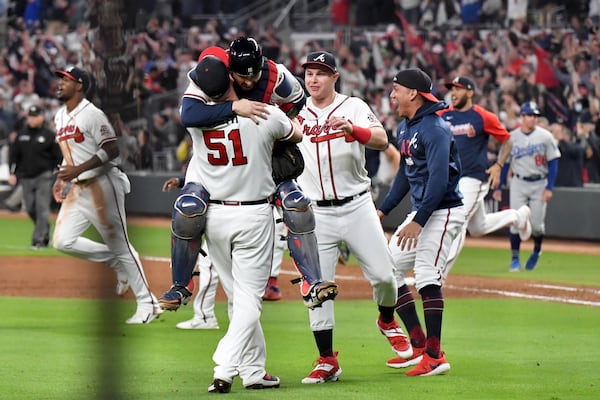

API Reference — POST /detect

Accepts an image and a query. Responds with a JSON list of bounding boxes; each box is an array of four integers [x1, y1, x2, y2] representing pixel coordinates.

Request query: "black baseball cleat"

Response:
[[302, 281, 339, 309], [208, 378, 232, 393]]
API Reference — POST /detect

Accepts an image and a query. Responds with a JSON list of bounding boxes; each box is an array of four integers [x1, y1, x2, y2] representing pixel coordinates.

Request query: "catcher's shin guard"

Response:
[[276, 181, 322, 285], [170, 182, 209, 286]]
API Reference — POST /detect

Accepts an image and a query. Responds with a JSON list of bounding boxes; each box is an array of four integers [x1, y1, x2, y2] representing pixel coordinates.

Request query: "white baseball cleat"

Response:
[[516, 205, 532, 241], [126, 303, 163, 324], [176, 316, 220, 330]]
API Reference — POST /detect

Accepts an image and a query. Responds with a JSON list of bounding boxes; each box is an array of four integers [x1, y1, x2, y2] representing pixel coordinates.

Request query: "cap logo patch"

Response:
[[313, 54, 326, 63]]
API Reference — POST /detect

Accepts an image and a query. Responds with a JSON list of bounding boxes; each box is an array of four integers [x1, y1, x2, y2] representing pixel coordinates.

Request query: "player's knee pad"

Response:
[[279, 187, 314, 233], [171, 182, 210, 240]]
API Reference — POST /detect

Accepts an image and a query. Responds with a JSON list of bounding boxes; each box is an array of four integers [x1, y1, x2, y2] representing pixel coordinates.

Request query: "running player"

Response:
[[189, 51, 301, 393], [493, 101, 560, 271], [377, 68, 465, 376], [440, 76, 531, 278], [52, 66, 161, 324], [296, 51, 407, 384]]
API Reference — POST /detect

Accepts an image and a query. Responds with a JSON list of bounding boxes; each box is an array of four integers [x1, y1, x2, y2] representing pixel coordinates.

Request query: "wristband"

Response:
[[350, 125, 372, 144], [495, 162, 503, 168], [95, 149, 109, 163]]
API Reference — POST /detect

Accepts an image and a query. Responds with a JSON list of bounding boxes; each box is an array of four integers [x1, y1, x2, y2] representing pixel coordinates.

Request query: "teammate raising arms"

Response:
[[378, 68, 465, 376], [52, 66, 161, 324], [439, 76, 532, 278], [296, 51, 407, 384]]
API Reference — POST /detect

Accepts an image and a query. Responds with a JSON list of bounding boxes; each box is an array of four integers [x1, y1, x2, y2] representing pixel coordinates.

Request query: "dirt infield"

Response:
[[1, 214, 599, 306]]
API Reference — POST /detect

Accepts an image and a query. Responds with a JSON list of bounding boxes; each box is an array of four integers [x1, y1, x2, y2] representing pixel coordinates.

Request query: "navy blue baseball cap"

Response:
[[55, 66, 90, 92], [445, 76, 476, 91], [194, 55, 230, 99], [520, 101, 542, 116], [302, 51, 337, 73]]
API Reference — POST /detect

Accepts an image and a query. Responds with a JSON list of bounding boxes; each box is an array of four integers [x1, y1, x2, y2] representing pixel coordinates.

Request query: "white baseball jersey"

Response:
[[509, 126, 561, 177], [296, 93, 382, 200], [182, 78, 295, 201], [54, 98, 119, 182]]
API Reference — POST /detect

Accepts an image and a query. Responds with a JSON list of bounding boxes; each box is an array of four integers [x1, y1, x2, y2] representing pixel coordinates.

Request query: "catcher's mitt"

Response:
[[272, 141, 304, 184]]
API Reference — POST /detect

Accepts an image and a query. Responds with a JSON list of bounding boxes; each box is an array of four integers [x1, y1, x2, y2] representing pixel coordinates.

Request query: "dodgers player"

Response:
[[188, 53, 302, 393], [378, 68, 465, 376], [494, 101, 560, 271], [440, 76, 532, 278], [52, 66, 161, 324], [296, 51, 407, 384]]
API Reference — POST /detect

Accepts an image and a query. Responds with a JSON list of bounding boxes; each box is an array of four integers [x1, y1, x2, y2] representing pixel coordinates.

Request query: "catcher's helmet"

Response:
[[229, 37, 263, 77], [520, 101, 542, 116]]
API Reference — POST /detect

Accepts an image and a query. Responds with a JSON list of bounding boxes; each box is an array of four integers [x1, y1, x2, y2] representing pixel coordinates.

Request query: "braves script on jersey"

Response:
[[509, 125, 560, 178], [54, 98, 118, 181], [296, 94, 382, 199]]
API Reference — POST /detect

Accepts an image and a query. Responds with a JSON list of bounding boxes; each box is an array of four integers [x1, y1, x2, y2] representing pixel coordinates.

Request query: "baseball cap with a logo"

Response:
[[444, 76, 476, 91], [28, 105, 43, 116], [393, 68, 439, 103], [55, 66, 90, 92], [302, 51, 337, 73], [520, 101, 542, 116]]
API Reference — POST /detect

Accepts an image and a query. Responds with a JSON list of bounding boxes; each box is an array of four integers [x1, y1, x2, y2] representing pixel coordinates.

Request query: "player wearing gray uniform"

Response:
[[52, 66, 161, 324], [378, 68, 465, 377], [494, 101, 560, 271], [297, 51, 407, 384], [186, 51, 302, 393]]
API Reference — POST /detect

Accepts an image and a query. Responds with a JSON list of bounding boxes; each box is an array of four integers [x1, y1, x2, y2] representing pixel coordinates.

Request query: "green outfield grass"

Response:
[[0, 296, 598, 400], [1, 215, 599, 399]]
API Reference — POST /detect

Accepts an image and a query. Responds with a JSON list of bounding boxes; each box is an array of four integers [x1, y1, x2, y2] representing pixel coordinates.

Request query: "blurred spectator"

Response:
[[551, 122, 585, 187], [134, 129, 153, 171], [577, 111, 600, 182], [152, 109, 180, 149], [260, 25, 282, 62]]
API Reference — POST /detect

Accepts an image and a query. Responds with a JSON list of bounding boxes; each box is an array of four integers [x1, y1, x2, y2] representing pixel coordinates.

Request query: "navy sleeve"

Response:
[[180, 97, 235, 128], [546, 158, 558, 190], [378, 159, 410, 215], [413, 128, 451, 227], [497, 163, 510, 189]]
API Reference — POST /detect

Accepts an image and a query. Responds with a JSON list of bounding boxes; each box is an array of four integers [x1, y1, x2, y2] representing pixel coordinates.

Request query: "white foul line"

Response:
[[143, 256, 600, 307]]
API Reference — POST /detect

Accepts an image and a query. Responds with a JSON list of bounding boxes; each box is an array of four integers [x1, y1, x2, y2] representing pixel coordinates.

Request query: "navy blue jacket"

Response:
[[379, 101, 463, 227]]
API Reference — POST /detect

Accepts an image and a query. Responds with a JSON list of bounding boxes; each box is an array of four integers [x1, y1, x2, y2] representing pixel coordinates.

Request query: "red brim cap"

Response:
[[55, 70, 78, 83], [419, 91, 439, 103]]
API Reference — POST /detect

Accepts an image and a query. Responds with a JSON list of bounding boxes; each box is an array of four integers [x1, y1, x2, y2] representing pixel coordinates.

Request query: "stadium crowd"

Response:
[[0, 0, 599, 186]]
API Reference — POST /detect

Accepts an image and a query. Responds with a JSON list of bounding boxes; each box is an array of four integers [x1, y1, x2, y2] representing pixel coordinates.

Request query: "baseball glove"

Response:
[[272, 141, 304, 184]]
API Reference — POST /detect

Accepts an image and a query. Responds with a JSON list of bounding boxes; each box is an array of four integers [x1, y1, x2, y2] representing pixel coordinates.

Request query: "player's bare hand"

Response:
[[486, 164, 501, 189], [327, 116, 352, 134], [162, 177, 180, 192], [542, 189, 553, 202], [52, 179, 67, 203], [395, 221, 422, 251], [232, 99, 269, 125], [376, 209, 385, 225], [57, 164, 82, 181], [492, 189, 502, 202]]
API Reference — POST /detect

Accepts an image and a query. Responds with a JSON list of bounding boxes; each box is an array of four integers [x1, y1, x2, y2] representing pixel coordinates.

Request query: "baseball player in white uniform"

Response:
[[184, 48, 303, 393], [296, 51, 408, 384], [493, 101, 560, 271], [52, 66, 161, 324]]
